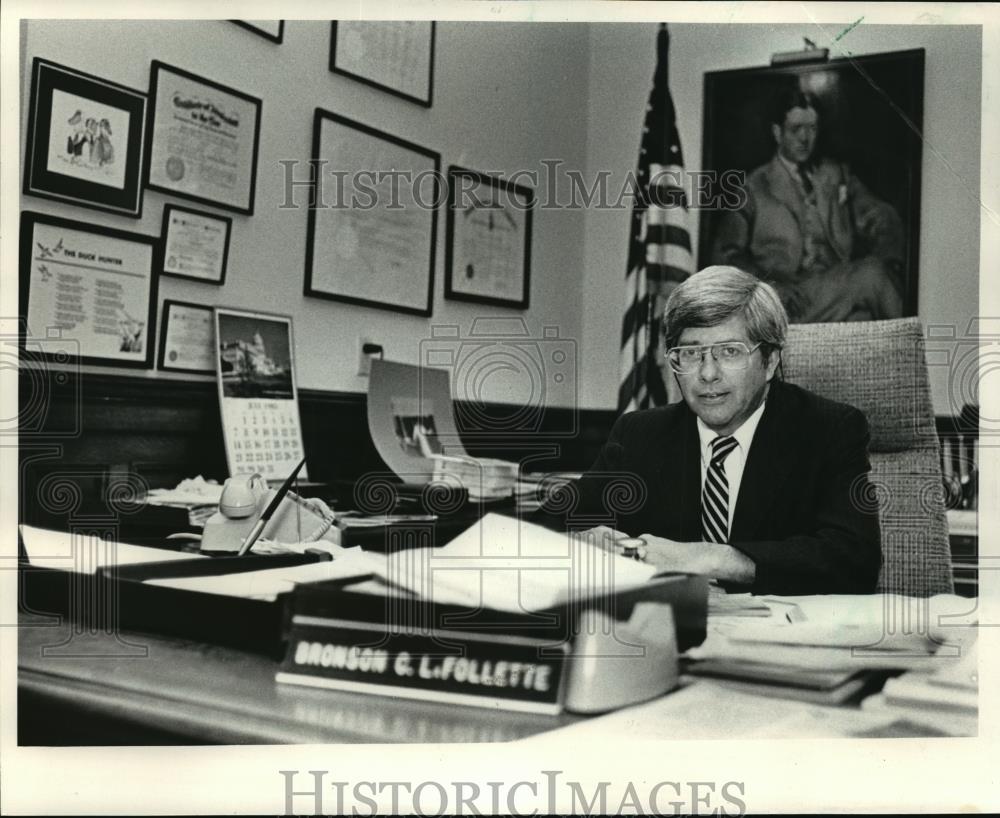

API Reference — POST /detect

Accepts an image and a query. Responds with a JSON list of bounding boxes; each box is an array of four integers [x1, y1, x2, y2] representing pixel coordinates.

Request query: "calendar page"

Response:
[[214, 308, 308, 481]]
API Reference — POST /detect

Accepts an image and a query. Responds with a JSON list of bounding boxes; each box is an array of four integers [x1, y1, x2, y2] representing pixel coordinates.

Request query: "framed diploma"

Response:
[[157, 300, 215, 373], [232, 20, 285, 43], [330, 21, 435, 107], [159, 204, 232, 285], [23, 58, 147, 218], [445, 166, 534, 309], [20, 211, 157, 368], [214, 308, 307, 480], [304, 109, 440, 317], [145, 61, 262, 215]]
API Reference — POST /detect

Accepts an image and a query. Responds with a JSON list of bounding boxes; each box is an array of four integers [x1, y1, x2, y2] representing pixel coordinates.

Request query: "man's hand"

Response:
[[571, 525, 632, 550], [638, 534, 756, 584]]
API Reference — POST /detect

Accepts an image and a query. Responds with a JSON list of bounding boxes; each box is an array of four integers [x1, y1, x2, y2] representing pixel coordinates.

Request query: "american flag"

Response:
[[618, 23, 694, 413]]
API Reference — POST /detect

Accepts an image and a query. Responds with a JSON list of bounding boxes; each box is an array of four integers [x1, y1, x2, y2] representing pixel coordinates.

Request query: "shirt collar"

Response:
[[697, 396, 768, 463]]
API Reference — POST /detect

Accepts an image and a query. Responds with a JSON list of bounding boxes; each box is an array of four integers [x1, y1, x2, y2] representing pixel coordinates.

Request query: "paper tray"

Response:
[[101, 553, 339, 657], [20, 547, 331, 658], [291, 571, 709, 652]]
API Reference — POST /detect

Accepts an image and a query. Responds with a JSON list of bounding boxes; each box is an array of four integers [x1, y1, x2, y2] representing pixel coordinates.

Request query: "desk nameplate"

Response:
[[277, 615, 569, 715]]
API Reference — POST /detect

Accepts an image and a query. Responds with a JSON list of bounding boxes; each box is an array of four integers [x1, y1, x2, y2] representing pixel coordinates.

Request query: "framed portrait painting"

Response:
[[698, 49, 924, 323], [23, 58, 148, 218]]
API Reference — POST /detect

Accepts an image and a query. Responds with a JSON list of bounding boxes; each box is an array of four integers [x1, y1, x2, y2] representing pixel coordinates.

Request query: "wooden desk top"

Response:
[[17, 613, 581, 744]]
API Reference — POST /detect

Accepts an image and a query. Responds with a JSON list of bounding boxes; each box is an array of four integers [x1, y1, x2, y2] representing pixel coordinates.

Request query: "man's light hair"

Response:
[[663, 266, 788, 357]]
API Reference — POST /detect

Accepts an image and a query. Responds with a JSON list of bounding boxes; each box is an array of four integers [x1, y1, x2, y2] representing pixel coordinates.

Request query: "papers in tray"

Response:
[[19, 524, 205, 574], [366, 512, 658, 613], [144, 549, 383, 602], [143, 475, 223, 506]]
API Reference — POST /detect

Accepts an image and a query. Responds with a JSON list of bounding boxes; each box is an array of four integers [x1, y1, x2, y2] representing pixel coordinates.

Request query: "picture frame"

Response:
[[23, 57, 148, 218], [445, 165, 534, 309], [329, 21, 435, 107], [304, 109, 440, 317], [20, 211, 158, 369], [232, 20, 285, 43], [157, 299, 216, 373], [159, 203, 232, 285], [145, 61, 263, 215], [698, 49, 924, 323]]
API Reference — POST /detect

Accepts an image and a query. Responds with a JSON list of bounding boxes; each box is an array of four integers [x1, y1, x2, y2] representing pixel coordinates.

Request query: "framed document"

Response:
[[23, 58, 147, 218], [214, 308, 307, 480], [157, 300, 215, 373], [330, 21, 435, 107], [304, 109, 440, 316], [445, 166, 534, 309], [20, 211, 157, 368], [232, 20, 284, 43], [159, 204, 231, 285], [145, 61, 262, 215]]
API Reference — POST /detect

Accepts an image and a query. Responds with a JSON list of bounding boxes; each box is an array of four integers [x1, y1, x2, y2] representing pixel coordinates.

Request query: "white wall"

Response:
[[20, 20, 590, 407], [20, 21, 983, 415], [582, 23, 982, 414]]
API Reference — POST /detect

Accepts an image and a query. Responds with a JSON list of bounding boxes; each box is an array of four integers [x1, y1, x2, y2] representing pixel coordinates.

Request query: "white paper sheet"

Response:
[[19, 524, 205, 574], [144, 550, 381, 601], [373, 513, 658, 613]]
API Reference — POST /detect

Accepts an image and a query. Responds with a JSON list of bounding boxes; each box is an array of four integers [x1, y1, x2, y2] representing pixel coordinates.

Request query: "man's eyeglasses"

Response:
[[666, 342, 762, 374]]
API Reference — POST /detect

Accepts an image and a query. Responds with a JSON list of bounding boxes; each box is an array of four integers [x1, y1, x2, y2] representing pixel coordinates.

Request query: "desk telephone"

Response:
[[200, 473, 338, 552]]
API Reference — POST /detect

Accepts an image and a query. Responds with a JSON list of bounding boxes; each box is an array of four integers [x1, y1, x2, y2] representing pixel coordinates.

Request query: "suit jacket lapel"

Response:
[[731, 382, 798, 541], [653, 404, 702, 541]]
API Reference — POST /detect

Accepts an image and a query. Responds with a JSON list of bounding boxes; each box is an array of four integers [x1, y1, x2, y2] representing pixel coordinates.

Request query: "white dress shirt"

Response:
[[697, 399, 767, 533]]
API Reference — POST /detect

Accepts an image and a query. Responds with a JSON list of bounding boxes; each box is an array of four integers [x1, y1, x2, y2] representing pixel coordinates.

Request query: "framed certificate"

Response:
[[232, 20, 285, 43], [23, 58, 147, 218], [20, 211, 158, 368], [145, 61, 262, 215], [159, 204, 231, 285], [330, 21, 435, 107], [445, 166, 534, 309], [304, 109, 440, 316], [157, 300, 215, 373]]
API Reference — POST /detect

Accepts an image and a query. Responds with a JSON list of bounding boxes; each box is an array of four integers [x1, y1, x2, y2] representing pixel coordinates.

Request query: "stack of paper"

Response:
[[860, 638, 978, 736], [430, 455, 519, 500], [144, 475, 224, 506], [19, 524, 205, 574], [686, 593, 979, 702], [367, 513, 658, 613], [144, 548, 383, 602]]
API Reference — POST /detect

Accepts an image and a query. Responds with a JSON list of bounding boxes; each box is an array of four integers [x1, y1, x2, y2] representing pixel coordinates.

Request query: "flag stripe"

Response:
[[618, 23, 693, 414], [646, 224, 693, 251]]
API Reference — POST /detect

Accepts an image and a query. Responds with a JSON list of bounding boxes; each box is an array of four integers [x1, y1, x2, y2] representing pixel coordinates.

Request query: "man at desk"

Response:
[[545, 265, 880, 595]]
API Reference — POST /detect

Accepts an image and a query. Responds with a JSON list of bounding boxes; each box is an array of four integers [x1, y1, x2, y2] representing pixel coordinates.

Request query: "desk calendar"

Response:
[[214, 307, 308, 481]]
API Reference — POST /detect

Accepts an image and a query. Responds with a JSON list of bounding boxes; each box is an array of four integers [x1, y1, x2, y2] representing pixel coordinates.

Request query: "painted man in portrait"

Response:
[[710, 87, 905, 322]]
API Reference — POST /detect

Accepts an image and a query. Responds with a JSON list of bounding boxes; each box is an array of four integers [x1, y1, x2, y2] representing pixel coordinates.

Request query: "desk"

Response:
[[20, 609, 957, 745], [17, 612, 581, 745]]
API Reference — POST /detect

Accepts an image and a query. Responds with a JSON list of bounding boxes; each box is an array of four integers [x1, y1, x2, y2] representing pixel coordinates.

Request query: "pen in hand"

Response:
[[237, 456, 307, 556]]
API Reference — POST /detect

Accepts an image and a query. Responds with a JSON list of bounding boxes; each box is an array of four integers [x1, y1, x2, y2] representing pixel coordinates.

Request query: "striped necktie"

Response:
[[702, 435, 739, 543]]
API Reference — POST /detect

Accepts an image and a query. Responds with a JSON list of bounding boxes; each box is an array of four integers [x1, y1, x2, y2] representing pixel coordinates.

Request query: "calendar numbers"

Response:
[[221, 398, 306, 479]]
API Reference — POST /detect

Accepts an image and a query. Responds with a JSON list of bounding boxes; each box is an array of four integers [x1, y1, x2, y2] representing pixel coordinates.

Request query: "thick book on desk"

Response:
[[277, 573, 709, 715]]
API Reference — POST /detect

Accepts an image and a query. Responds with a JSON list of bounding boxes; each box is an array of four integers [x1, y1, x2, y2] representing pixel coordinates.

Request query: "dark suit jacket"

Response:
[[538, 380, 881, 595]]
